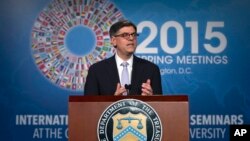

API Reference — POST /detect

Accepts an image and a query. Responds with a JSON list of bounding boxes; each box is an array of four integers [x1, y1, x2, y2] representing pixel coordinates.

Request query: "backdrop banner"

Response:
[[1, 0, 249, 140]]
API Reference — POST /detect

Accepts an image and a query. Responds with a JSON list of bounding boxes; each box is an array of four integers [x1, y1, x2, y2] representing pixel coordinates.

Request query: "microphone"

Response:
[[125, 84, 131, 95]]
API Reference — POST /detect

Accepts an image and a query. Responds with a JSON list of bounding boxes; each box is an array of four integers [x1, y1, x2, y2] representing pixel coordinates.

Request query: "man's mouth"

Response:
[[127, 43, 134, 46]]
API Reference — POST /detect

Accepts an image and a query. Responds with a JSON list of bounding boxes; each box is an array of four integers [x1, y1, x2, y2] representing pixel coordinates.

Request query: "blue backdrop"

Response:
[[1, 0, 249, 140]]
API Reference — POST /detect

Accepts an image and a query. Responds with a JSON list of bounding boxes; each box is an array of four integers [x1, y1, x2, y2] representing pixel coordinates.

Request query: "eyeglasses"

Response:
[[114, 32, 139, 40]]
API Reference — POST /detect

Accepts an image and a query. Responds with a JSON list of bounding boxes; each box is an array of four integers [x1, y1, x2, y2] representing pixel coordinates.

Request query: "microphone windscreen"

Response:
[[125, 84, 131, 90]]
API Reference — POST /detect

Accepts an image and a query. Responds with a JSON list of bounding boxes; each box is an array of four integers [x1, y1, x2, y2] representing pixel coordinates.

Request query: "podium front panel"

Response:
[[69, 96, 189, 141]]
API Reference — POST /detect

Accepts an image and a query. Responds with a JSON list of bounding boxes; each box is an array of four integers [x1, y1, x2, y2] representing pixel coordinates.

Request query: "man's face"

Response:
[[111, 26, 137, 57]]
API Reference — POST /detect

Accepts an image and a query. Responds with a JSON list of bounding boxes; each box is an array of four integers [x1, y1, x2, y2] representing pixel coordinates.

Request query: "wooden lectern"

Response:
[[68, 95, 189, 141]]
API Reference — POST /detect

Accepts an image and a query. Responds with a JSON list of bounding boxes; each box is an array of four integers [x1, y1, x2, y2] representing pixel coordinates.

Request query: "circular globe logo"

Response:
[[31, 0, 125, 91]]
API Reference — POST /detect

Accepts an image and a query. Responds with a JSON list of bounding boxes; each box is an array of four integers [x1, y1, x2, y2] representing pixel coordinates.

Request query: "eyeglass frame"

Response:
[[113, 32, 139, 40]]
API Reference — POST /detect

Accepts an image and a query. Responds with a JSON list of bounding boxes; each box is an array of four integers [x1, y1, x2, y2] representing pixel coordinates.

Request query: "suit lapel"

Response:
[[105, 56, 120, 87], [131, 56, 142, 95]]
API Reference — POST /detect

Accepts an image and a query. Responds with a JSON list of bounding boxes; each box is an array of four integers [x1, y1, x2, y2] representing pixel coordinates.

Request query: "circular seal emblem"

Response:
[[97, 99, 162, 141]]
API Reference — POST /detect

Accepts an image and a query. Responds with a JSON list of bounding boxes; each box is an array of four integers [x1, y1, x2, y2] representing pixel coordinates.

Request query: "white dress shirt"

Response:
[[115, 54, 133, 85]]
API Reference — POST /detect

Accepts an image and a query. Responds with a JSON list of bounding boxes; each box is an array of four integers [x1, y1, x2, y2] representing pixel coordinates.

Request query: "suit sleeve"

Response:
[[84, 65, 99, 95], [151, 66, 163, 95]]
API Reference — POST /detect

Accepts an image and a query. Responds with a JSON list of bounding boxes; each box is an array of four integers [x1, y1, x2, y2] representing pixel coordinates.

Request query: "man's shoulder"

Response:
[[89, 56, 114, 69]]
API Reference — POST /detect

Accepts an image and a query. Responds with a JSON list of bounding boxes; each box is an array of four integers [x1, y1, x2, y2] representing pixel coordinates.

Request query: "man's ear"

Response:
[[110, 36, 117, 48]]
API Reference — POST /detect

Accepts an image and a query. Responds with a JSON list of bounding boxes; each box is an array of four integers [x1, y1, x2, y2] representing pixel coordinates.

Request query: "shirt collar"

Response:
[[115, 54, 133, 67]]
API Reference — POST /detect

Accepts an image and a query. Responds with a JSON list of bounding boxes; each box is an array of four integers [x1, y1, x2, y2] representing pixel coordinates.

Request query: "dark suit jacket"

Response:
[[84, 55, 162, 95]]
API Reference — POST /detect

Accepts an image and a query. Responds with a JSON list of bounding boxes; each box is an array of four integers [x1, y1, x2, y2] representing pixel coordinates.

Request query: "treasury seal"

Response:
[[97, 99, 162, 141]]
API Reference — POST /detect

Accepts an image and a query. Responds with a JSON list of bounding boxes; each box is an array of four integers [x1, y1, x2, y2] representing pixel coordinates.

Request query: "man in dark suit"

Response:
[[84, 20, 162, 96]]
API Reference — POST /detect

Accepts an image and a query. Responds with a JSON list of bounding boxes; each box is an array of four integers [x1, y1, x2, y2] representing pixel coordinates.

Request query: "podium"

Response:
[[68, 95, 189, 141]]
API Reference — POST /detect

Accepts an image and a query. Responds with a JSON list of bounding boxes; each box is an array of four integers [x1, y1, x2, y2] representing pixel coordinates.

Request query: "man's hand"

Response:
[[141, 79, 153, 96], [114, 83, 126, 96]]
